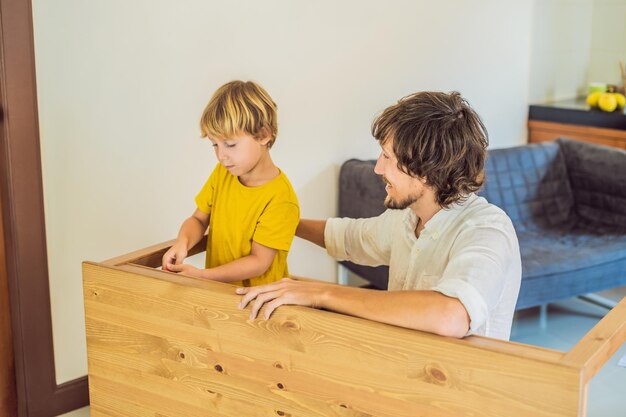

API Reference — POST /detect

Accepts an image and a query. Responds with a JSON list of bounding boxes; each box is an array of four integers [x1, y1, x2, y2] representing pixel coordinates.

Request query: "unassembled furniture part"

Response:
[[83, 236, 626, 417]]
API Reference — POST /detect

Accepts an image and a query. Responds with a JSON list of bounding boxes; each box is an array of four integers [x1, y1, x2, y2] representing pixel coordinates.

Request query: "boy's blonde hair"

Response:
[[200, 80, 278, 147]]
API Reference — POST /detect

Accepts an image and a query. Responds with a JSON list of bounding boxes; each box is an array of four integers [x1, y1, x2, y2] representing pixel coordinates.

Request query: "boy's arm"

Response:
[[162, 209, 210, 270], [166, 241, 277, 283]]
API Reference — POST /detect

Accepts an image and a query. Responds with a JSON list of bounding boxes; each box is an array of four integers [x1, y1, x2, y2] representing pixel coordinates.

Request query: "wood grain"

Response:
[[83, 261, 593, 417], [528, 120, 626, 150]]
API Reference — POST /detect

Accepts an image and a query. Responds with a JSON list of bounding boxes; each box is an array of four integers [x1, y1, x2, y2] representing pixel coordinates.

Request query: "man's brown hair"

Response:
[[372, 91, 488, 207]]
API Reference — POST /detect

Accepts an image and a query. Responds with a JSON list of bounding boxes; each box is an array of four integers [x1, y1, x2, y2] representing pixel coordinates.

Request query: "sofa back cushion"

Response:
[[479, 141, 576, 231], [558, 138, 626, 230], [339, 159, 385, 220]]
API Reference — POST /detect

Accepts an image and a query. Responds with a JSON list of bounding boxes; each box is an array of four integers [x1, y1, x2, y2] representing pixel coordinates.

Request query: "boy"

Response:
[[162, 80, 299, 287]]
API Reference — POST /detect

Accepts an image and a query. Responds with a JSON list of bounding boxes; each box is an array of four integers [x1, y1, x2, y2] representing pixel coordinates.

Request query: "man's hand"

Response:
[[162, 241, 188, 271], [236, 278, 330, 320], [165, 262, 202, 278]]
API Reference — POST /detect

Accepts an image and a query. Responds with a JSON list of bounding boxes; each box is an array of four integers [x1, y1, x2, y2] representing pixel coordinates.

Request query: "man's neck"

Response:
[[410, 194, 442, 237]]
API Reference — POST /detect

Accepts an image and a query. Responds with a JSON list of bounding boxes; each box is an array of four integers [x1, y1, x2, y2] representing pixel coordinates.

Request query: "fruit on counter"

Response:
[[586, 91, 626, 112], [598, 93, 618, 112], [586, 91, 602, 107]]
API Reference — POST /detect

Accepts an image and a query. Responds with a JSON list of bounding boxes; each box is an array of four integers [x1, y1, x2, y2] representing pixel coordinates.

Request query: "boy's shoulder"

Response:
[[270, 169, 298, 206]]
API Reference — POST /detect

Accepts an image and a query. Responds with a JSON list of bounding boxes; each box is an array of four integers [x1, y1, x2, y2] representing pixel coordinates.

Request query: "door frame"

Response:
[[0, 0, 89, 415]]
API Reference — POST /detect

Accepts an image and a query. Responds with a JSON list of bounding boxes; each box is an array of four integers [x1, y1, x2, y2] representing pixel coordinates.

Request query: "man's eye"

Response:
[[382, 153, 389, 159]]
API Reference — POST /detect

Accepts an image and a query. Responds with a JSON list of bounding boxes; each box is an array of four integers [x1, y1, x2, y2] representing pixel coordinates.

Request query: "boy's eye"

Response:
[[225, 143, 236, 148]]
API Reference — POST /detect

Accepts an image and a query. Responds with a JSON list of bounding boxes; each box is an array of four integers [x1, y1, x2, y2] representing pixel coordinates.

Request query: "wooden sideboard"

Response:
[[528, 98, 626, 150]]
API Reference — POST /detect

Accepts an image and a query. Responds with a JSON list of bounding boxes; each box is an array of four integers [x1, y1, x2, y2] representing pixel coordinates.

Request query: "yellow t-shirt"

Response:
[[195, 164, 300, 287]]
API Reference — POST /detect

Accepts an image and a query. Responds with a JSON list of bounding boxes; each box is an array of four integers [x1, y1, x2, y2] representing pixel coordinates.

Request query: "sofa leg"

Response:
[[578, 293, 618, 310], [539, 304, 548, 329], [337, 263, 349, 286]]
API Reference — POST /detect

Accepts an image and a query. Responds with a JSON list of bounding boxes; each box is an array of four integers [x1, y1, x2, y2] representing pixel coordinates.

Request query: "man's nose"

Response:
[[374, 155, 384, 175]]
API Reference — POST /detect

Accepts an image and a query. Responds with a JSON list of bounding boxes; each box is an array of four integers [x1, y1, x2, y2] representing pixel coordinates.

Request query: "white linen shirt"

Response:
[[324, 193, 521, 340]]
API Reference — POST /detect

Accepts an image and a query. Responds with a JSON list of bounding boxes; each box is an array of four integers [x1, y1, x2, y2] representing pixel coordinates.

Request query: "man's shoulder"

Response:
[[461, 195, 514, 228]]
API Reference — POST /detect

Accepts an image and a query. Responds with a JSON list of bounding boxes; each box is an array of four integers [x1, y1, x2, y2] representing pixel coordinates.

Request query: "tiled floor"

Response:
[[58, 296, 626, 417]]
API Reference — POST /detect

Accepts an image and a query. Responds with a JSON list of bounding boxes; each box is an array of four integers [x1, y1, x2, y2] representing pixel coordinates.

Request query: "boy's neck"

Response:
[[238, 152, 279, 187]]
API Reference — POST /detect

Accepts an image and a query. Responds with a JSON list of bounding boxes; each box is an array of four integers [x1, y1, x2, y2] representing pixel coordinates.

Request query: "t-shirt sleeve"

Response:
[[253, 202, 300, 251], [194, 166, 220, 214], [431, 219, 520, 335]]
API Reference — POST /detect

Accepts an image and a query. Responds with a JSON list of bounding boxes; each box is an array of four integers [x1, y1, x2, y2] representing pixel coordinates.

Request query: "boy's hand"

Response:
[[166, 262, 202, 278], [162, 242, 188, 271]]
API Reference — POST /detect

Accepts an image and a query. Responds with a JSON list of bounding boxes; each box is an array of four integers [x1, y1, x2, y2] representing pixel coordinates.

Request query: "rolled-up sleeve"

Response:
[[431, 220, 520, 334], [324, 210, 396, 266]]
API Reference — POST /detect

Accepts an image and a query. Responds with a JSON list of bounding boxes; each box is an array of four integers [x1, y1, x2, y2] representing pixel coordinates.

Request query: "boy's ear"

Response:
[[256, 127, 272, 146]]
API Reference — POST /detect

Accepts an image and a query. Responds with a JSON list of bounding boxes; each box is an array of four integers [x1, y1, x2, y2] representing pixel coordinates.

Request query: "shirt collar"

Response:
[[404, 193, 477, 240]]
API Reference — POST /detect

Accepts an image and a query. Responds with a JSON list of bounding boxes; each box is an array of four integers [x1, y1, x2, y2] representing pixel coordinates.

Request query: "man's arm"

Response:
[[236, 279, 470, 338], [296, 219, 327, 248]]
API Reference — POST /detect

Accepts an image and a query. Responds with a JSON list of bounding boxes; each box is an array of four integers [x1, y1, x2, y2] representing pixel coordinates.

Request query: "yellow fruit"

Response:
[[598, 93, 618, 112], [586, 92, 602, 107], [615, 93, 626, 109]]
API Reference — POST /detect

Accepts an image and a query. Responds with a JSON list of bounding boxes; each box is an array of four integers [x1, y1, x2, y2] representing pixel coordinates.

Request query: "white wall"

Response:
[[528, 0, 626, 103], [528, 0, 595, 102], [32, 0, 534, 384], [589, 0, 626, 86]]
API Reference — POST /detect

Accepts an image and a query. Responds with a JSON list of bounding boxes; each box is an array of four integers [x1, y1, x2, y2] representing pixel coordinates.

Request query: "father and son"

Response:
[[162, 81, 521, 341]]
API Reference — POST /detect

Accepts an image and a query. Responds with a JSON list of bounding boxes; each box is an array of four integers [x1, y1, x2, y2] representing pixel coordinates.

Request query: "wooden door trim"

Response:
[[0, 184, 17, 417], [0, 0, 89, 415]]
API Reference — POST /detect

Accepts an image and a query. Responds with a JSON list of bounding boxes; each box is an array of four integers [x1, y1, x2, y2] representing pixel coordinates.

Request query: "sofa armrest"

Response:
[[559, 138, 626, 228]]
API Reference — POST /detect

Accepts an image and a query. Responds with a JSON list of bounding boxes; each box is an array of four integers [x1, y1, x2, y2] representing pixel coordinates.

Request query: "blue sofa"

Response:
[[338, 138, 626, 310]]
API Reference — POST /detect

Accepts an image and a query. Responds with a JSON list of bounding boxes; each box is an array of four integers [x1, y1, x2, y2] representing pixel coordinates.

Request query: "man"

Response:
[[236, 91, 521, 340]]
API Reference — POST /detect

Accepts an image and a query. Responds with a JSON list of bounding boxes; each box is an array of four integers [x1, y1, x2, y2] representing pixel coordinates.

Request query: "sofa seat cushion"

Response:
[[519, 225, 626, 278], [516, 255, 626, 309]]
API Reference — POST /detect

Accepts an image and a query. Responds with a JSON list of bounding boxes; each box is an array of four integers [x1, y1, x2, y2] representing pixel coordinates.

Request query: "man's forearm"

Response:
[[320, 286, 470, 338], [296, 219, 327, 248]]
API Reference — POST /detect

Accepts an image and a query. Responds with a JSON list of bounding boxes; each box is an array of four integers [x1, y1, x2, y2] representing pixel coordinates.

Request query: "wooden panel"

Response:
[[528, 120, 626, 149], [83, 262, 589, 417], [0, 191, 17, 416], [562, 297, 626, 384]]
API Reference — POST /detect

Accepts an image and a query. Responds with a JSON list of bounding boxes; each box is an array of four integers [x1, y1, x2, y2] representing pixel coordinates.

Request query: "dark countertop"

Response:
[[529, 97, 626, 130]]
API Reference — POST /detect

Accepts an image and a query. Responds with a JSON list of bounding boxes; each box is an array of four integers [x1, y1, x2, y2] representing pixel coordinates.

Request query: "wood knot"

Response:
[[340, 404, 348, 408], [179, 352, 185, 359], [273, 362, 284, 369], [214, 364, 224, 373], [430, 368, 446, 382], [424, 363, 449, 385], [281, 320, 300, 330], [276, 383, 285, 389]]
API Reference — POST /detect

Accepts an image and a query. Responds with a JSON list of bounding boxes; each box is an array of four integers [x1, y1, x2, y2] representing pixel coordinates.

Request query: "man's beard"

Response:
[[384, 192, 420, 210]]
